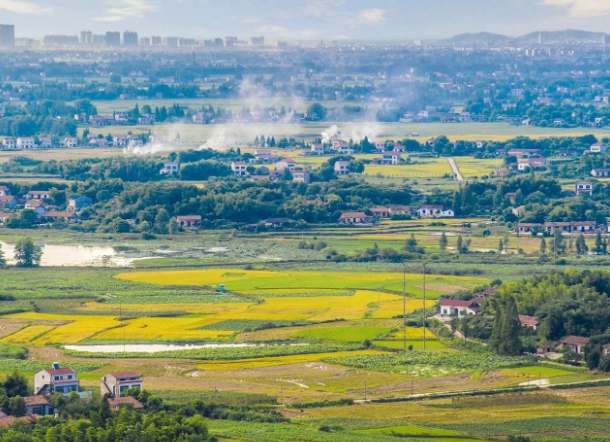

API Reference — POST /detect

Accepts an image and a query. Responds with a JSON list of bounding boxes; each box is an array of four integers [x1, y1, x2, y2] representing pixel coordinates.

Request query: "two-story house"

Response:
[[2, 137, 16, 149], [101, 371, 143, 397], [25, 191, 51, 200], [35, 363, 79, 396], [334, 161, 350, 175], [17, 137, 35, 149], [231, 162, 248, 176], [63, 137, 78, 148], [575, 182, 593, 196], [160, 162, 180, 175]]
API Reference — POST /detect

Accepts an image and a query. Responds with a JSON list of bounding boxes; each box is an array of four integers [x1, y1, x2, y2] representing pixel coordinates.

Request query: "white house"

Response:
[[417, 205, 454, 218], [440, 299, 482, 316], [176, 215, 202, 229], [590, 143, 607, 153], [591, 168, 610, 178], [17, 137, 35, 149], [310, 144, 325, 155], [276, 158, 296, 171], [575, 182, 593, 196], [160, 162, 179, 175], [128, 136, 143, 147], [334, 161, 350, 175], [560, 336, 589, 354], [2, 137, 16, 149], [292, 168, 311, 183], [338, 212, 373, 224], [25, 191, 51, 200], [35, 363, 79, 396], [231, 162, 248, 176], [63, 137, 78, 148], [101, 371, 143, 398], [113, 135, 128, 147]]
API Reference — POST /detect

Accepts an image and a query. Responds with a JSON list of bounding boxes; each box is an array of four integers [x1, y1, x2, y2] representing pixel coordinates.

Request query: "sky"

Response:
[[1, 0, 610, 40]]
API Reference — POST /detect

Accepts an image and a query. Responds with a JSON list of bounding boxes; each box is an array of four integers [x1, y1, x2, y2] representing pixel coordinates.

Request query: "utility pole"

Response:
[[364, 379, 367, 402], [403, 263, 407, 353], [423, 262, 427, 351]]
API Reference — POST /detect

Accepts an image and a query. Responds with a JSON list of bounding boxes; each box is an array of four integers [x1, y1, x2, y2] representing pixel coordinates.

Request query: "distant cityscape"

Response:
[[0, 24, 278, 48]]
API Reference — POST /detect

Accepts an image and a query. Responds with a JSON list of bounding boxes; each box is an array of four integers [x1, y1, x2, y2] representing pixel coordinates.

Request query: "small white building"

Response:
[[440, 299, 482, 316], [575, 182, 593, 196], [276, 158, 296, 171], [231, 162, 248, 176], [160, 162, 180, 175], [63, 137, 78, 148], [334, 161, 350, 175], [101, 371, 143, 397], [2, 137, 16, 149], [590, 143, 607, 154], [417, 205, 454, 218], [17, 137, 35, 149]]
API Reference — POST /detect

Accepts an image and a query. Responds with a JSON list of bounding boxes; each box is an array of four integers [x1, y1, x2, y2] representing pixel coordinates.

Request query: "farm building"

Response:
[[439, 298, 482, 316], [518, 315, 540, 330], [177, 215, 202, 229], [339, 212, 373, 225], [560, 336, 589, 354], [101, 371, 143, 397], [417, 205, 454, 218]]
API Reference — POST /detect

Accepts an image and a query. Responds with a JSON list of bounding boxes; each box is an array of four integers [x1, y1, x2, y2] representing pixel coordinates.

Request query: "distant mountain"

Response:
[[444, 29, 608, 45], [443, 32, 512, 45], [517, 29, 607, 43]]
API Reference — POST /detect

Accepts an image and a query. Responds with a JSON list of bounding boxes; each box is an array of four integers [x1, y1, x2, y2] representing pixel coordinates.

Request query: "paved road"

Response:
[[447, 157, 464, 181]]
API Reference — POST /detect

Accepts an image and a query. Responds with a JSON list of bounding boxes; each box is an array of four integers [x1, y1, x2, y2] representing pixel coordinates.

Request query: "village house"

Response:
[[23, 396, 54, 416], [310, 144, 325, 155], [108, 396, 145, 411], [544, 221, 596, 234], [62, 137, 78, 148], [476, 140, 486, 148], [160, 162, 180, 175], [112, 135, 128, 147], [231, 162, 248, 176], [370, 207, 391, 219], [517, 157, 549, 171], [138, 114, 155, 125], [0, 186, 10, 196], [264, 217, 294, 228], [439, 298, 482, 316], [393, 143, 407, 152], [128, 136, 144, 147], [68, 196, 93, 212], [177, 215, 202, 229], [575, 182, 593, 196], [334, 161, 350, 175], [101, 371, 143, 397], [39, 138, 53, 148], [332, 140, 353, 154], [35, 363, 79, 396], [25, 191, 50, 200], [590, 142, 607, 154], [24, 199, 47, 217], [374, 152, 401, 165], [338, 212, 373, 225], [292, 168, 311, 184], [417, 205, 455, 218], [517, 223, 542, 234], [276, 158, 296, 171], [508, 148, 541, 158], [0, 415, 38, 428], [149, 134, 163, 144], [0, 195, 17, 209], [560, 336, 590, 354], [254, 150, 280, 164], [2, 137, 16, 149], [17, 137, 35, 149], [374, 142, 386, 152], [388, 206, 412, 217], [519, 315, 540, 330], [603, 343, 610, 356], [591, 168, 610, 178], [44, 211, 79, 223]]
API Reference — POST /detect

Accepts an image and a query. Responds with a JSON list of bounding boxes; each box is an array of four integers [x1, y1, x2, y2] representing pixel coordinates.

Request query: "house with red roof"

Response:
[[440, 298, 482, 316], [35, 362, 79, 396], [101, 371, 143, 398]]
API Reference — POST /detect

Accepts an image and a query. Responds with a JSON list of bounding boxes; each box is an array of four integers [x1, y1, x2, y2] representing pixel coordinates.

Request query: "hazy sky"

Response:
[[2, 0, 610, 40]]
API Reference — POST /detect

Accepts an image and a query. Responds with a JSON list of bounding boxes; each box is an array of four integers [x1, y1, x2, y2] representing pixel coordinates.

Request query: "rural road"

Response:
[[447, 158, 464, 181]]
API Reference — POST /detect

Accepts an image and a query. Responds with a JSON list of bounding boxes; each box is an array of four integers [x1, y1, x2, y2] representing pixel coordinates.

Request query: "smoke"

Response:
[[320, 123, 382, 143]]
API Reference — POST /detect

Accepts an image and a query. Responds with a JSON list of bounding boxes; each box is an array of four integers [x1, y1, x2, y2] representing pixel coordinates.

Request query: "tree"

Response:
[[0, 243, 5, 268], [595, 232, 606, 255], [4, 372, 28, 398], [575, 234, 588, 255], [540, 238, 546, 254], [498, 239, 504, 253], [490, 297, 523, 356], [113, 219, 131, 233], [439, 232, 448, 250], [552, 229, 565, 255], [154, 209, 170, 234], [168, 218, 180, 235], [9, 396, 26, 417], [13, 237, 42, 267]]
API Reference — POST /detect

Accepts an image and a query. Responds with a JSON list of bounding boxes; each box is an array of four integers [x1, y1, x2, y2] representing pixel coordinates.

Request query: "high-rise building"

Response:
[[213, 38, 224, 47], [140, 37, 151, 46], [151, 36, 162, 46], [44, 35, 79, 46], [225, 36, 238, 45], [0, 24, 15, 47], [92, 34, 106, 45], [80, 30, 93, 45], [123, 31, 138, 46], [165, 37, 179, 47], [249, 36, 265, 46], [105, 31, 121, 47]]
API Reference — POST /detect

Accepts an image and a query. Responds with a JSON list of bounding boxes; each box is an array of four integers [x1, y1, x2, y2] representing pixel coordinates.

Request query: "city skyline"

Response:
[[1, 0, 610, 41]]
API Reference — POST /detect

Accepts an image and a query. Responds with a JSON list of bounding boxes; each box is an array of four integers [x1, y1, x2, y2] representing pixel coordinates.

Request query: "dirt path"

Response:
[[447, 157, 464, 181]]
